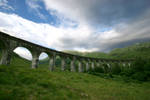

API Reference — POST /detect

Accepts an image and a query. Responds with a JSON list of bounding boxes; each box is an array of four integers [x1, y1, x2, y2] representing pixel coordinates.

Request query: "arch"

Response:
[[64, 56, 71, 71], [11, 47, 33, 67], [13, 47, 32, 61], [38, 52, 49, 68], [55, 54, 61, 68], [14, 46, 42, 68], [39, 52, 49, 60]]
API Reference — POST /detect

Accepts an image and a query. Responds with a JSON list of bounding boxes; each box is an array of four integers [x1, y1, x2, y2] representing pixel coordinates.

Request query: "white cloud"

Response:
[[0, 0, 14, 10], [42, 0, 150, 28], [13, 47, 48, 61], [14, 47, 32, 60], [0, 10, 150, 59]]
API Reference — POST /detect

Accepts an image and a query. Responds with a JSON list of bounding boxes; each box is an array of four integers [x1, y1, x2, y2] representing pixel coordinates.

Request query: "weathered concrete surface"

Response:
[[61, 57, 65, 71], [31, 50, 41, 68], [71, 56, 76, 72], [0, 40, 17, 65], [0, 49, 12, 65], [86, 62, 89, 71], [49, 53, 56, 71], [78, 61, 83, 72], [91, 62, 95, 70]]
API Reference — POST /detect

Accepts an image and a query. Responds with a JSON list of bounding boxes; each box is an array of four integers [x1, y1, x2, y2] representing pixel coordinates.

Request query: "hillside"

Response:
[[0, 56, 150, 100], [0, 42, 150, 100], [64, 41, 150, 59]]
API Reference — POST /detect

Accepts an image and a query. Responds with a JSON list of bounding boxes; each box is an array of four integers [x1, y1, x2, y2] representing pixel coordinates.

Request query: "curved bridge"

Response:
[[0, 31, 133, 72]]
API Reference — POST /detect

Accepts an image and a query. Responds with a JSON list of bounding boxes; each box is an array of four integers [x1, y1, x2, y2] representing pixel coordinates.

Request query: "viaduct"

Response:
[[0, 31, 133, 72]]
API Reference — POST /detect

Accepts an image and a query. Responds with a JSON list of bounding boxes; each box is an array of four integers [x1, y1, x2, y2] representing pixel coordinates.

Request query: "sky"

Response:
[[0, 0, 150, 60]]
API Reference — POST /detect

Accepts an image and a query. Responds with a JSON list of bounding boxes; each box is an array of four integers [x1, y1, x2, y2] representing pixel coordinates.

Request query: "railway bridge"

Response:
[[0, 31, 133, 72]]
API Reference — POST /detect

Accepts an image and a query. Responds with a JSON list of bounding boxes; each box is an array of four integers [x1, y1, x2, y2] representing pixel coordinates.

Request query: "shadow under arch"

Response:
[[55, 54, 61, 68], [0, 39, 6, 59], [65, 56, 73, 71]]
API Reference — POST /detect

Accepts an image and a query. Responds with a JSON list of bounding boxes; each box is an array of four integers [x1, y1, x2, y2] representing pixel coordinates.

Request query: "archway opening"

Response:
[[55, 55, 61, 68], [39, 52, 49, 68], [12, 47, 32, 67]]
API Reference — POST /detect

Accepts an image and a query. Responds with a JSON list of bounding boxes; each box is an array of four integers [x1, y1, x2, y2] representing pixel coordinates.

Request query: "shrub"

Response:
[[131, 72, 148, 81], [103, 64, 110, 73], [121, 58, 150, 81], [93, 67, 104, 73], [111, 63, 121, 74]]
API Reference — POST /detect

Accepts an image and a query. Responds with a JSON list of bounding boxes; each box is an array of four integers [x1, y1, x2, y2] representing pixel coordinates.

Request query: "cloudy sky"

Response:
[[0, 0, 150, 60]]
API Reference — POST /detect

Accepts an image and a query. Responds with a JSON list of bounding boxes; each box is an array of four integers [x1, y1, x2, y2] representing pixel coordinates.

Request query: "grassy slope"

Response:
[[64, 42, 150, 59], [0, 54, 150, 100]]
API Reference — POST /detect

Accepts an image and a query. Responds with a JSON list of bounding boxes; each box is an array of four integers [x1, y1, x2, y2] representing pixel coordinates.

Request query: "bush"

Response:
[[87, 57, 150, 82], [121, 58, 150, 81], [131, 72, 148, 81], [120, 68, 134, 77], [132, 58, 146, 72], [93, 67, 104, 73], [103, 64, 110, 73], [111, 63, 121, 74]]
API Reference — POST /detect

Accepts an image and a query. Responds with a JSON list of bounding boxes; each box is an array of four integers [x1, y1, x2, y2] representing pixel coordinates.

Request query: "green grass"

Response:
[[0, 56, 150, 100], [1, 42, 150, 100]]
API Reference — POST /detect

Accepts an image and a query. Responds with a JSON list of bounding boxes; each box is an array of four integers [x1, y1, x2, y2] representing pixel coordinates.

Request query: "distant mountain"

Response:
[[64, 41, 150, 59], [109, 42, 150, 59]]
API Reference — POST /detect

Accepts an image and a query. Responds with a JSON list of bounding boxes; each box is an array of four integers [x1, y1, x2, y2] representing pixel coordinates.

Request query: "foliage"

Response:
[[111, 63, 121, 75], [0, 63, 150, 100]]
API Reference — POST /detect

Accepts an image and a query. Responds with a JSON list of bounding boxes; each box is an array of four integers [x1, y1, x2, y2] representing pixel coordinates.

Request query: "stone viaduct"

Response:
[[0, 31, 133, 72]]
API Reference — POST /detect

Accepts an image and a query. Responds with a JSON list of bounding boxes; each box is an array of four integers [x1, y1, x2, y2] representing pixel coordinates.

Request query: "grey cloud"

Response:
[[87, 0, 150, 27], [58, 10, 150, 52], [43, 0, 150, 28]]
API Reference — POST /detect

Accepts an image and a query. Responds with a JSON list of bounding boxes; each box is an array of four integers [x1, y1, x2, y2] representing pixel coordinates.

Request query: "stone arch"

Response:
[[64, 56, 71, 71], [38, 52, 49, 68], [84, 58, 90, 72], [13, 45, 42, 68], [59, 55, 67, 71], [55, 54, 61, 69], [46, 52, 56, 71], [13, 46, 32, 60], [11, 46, 33, 67], [77, 57, 85, 72]]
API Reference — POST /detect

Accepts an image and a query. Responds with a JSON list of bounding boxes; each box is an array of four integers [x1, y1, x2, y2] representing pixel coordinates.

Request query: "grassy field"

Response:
[[0, 55, 150, 100]]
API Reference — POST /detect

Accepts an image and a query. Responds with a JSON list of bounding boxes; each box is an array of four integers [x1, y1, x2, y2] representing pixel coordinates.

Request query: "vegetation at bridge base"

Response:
[[88, 58, 150, 82], [0, 64, 150, 100]]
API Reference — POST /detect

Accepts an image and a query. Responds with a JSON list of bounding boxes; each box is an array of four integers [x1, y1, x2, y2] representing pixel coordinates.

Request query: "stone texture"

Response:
[[31, 50, 41, 68], [71, 56, 76, 72], [61, 57, 65, 71], [86, 62, 89, 71], [78, 61, 83, 72], [49, 53, 56, 71]]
